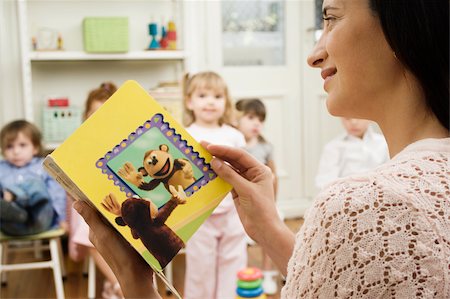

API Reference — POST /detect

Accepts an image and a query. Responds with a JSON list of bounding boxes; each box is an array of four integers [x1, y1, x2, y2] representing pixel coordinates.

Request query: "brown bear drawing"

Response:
[[101, 185, 186, 268], [118, 144, 195, 194]]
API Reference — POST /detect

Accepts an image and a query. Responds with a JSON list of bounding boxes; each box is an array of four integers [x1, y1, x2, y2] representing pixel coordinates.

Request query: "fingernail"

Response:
[[211, 158, 222, 169]]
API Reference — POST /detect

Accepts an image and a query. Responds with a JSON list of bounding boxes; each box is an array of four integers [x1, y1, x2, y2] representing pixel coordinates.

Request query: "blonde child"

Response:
[[0, 120, 66, 235], [235, 98, 279, 295], [183, 72, 247, 299], [68, 82, 123, 299], [315, 118, 389, 190]]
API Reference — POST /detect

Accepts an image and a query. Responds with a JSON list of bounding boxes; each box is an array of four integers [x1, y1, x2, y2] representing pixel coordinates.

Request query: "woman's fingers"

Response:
[[206, 144, 261, 173], [210, 158, 252, 192]]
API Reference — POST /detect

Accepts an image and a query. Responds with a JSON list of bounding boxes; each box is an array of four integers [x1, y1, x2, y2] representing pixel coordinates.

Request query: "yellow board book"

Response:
[[43, 80, 232, 297]]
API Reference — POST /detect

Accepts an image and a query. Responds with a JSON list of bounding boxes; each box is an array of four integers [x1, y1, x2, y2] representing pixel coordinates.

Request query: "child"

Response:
[[0, 120, 66, 236], [315, 118, 389, 190], [183, 72, 247, 299], [68, 82, 123, 299], [235, 98, 279, 295]]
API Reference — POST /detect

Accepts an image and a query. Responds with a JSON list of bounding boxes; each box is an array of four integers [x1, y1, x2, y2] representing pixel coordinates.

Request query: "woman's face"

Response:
[[307, 0, 402, 119]]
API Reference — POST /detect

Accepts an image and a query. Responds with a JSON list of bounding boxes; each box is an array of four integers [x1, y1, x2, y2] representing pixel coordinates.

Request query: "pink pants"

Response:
[[184, 208, 247, 299]]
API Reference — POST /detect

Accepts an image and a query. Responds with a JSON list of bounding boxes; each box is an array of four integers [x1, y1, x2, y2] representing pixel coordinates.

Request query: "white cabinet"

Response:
[[17, 0, 189, 146]]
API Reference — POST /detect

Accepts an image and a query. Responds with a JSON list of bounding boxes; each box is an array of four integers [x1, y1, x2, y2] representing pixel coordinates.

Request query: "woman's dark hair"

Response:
[[369, 0, 449, 130]]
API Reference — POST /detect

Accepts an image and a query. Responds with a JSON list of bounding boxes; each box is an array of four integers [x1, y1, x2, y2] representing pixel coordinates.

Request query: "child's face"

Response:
[[86, 100, 104, 119], [341, 118, 370, 139], [187, 87, 226, 126], [3, 132, 38, 167], [238, 113, 263, 141]]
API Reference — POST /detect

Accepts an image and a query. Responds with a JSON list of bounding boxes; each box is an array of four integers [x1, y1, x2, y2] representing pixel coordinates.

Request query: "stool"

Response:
[[0, 228, 66, 299]]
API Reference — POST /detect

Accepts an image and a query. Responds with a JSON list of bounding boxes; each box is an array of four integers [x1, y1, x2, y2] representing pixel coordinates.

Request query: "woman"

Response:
[[74, 0, 449, 297]]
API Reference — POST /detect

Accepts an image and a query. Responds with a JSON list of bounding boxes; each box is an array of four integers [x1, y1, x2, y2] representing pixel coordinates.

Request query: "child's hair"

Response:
[[235, 98, 267, 143], [183, 72, 233, 126], [0, 120, 43, 156], [235, 98, 266, 122], [84, 82, 117, 119]]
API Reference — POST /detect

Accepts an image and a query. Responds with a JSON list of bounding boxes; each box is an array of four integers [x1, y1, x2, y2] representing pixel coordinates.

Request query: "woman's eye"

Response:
[[322, 16, 336, 29], [199, 93, 205, 98], [215, 95, 223, 99]]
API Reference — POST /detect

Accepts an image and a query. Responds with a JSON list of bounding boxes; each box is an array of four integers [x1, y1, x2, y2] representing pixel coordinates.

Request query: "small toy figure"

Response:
[[57, 33, 63, 50], [236, 267, 266, 299], [148, 23, 160, 50], [159, 25, 168, 49], [167, 21, 177, 50], [31, 37, 37, 51]]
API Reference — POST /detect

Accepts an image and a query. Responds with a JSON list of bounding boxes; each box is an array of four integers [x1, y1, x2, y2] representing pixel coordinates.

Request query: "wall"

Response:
[[0, 0, 347, 218]]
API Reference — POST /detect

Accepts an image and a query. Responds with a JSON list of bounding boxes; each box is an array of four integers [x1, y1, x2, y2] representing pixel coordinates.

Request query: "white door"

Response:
[[189, 0, 326, 217]]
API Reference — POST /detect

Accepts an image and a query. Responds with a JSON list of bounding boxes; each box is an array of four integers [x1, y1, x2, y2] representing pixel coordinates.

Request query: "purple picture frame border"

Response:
[[96, 113, 217, 199]]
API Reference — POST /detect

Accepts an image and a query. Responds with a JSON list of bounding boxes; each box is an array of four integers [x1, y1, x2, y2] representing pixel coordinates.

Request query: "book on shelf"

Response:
[[43, 80, 232, 297]]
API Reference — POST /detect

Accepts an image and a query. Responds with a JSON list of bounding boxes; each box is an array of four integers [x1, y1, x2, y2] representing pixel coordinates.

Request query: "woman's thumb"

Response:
[[211, 158, 248, 191]]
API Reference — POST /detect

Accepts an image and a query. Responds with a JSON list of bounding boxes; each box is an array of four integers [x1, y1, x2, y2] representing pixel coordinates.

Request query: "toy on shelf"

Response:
[[159, 25, 168, 49], [57, 33, 64, 50], [31, 36, 37, 51], [167, 20, 177, 50], [236, 267, 266, 299], [42, 97, 81, 143], [148, 22, 160, 50]]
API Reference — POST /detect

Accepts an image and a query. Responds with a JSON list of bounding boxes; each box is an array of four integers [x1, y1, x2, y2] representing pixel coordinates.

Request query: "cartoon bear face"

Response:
[[142, 144, 174, 179]]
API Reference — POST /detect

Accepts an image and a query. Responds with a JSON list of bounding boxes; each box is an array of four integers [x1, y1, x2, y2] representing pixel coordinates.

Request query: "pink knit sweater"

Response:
[[282, 138, 450, 298]]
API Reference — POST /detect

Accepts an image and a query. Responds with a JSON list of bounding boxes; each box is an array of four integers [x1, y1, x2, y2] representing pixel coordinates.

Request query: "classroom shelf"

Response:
[[29, 50, 186, 61]]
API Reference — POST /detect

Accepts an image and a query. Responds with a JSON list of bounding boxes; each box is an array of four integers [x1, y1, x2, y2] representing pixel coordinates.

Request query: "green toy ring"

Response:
[[237, 278, 262, 289]]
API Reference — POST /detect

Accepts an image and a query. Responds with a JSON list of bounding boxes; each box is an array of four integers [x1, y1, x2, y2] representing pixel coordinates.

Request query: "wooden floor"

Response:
[[0, 218, 303, 299]]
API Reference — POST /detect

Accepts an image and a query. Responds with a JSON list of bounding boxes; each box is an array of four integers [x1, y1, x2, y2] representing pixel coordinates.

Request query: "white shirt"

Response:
[[186, 123, 246, 214], [315, 127, 389, 190]]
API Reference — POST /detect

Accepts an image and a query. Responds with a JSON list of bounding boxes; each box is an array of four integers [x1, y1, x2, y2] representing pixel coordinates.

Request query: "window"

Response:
[[222, 0, 285, 66]]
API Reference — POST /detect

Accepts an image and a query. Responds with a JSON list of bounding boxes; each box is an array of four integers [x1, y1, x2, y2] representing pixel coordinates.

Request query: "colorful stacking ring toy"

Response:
[[236, 267, 266, 299]]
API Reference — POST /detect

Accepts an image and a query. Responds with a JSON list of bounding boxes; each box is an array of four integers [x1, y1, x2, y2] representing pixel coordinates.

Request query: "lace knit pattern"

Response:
[[282, 138, 450, 298]]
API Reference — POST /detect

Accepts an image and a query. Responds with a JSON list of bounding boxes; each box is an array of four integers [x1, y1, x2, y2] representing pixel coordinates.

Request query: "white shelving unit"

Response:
[[16, 0, 190, 148], [29, 50, 187, 61]]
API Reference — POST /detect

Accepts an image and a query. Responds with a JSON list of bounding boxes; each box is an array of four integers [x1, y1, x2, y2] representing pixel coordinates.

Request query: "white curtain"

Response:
[[0, 0, 24, 126]]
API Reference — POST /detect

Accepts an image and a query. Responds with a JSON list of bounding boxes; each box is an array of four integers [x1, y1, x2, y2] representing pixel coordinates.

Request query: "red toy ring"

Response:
[[237, 267, 263, 281]]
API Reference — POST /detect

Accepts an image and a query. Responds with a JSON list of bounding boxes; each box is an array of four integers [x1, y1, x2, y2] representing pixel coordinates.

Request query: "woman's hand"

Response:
[[204, 142, 295, 275], [202, 142, 282, 244], [73, 200, 161, 299]]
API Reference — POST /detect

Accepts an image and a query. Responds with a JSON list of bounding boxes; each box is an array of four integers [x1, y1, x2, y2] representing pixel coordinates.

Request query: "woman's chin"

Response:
[[325, 98, 345, 117]]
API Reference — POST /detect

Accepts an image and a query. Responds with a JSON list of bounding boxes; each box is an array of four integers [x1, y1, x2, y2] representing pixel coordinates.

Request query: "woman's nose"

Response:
[[307, 32, 327, 68]]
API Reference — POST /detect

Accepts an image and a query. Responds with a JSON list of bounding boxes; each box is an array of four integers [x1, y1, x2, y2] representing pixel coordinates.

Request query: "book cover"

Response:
[[43, 80, 232, 298]]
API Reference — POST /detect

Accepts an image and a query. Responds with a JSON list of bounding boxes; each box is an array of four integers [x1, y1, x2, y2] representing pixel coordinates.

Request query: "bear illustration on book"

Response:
[[101, 185, 187, 268], [117, 144, 196, 192]]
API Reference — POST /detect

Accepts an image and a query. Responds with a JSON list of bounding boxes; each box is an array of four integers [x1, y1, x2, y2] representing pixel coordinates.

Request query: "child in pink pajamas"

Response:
[[183, 71, 247, 299]]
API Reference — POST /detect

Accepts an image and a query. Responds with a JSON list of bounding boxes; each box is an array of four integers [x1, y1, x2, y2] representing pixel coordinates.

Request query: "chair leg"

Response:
[[56, 238, 67, 279], [87, 255, 96, 299], [164, 261, 173, 294], [1, 242, 8, 285], [34, 240, 43, 259], [49, 238, 65, 299]]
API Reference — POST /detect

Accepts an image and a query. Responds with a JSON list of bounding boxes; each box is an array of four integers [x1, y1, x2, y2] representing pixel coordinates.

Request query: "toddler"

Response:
[[183, 72, 247, 299], [315, 118, 389, 189], [0, 120, 66, 236], [235, 98, 279, 295]]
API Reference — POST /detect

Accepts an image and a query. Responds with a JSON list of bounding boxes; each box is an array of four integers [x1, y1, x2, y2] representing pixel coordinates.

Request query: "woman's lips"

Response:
[[322, 67, 337, 90], [321, 67, 337, 80]]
